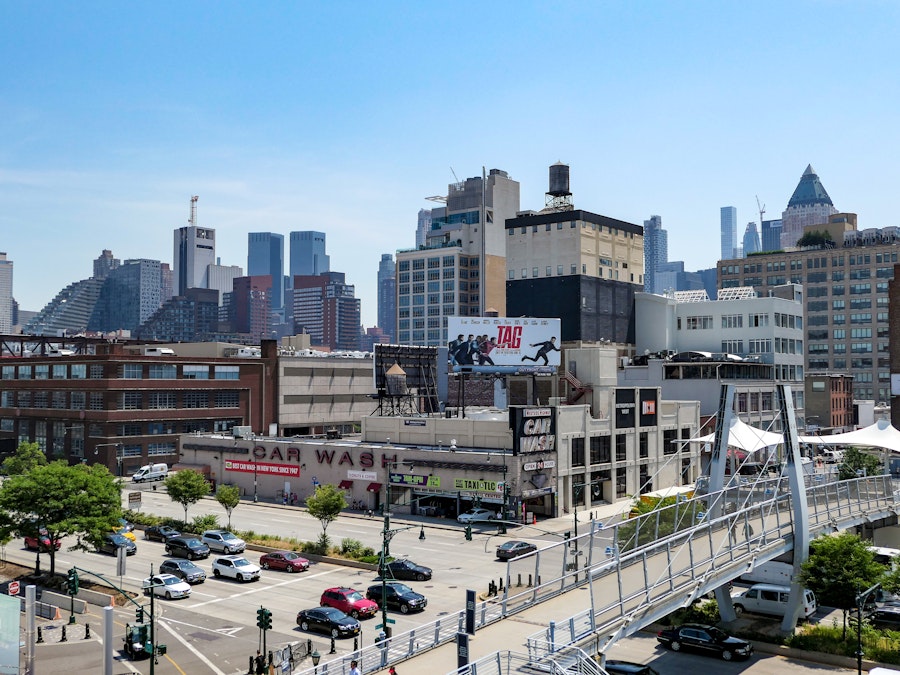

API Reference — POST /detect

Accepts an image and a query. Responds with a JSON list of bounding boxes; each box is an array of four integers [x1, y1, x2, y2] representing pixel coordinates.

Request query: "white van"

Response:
[[132, 463, 169, 483], [731, 583, 817, 619]]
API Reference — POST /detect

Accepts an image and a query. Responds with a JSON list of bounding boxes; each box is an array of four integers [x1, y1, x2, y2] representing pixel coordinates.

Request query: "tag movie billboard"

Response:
[[447, 317, 561, 373]]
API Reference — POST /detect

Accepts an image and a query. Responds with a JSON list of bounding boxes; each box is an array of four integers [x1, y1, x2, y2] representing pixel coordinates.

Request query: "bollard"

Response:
[[353, 637, 358, 651], [84, 623, 91, 639], [330, 637, 336, 654], [248, 655, 255, 674], [517, 573, 522, 587], [36, 627, 43, 644], [60, 625, 67, 643], [528, 573, 533, 587], [306, 639, 312, 655], [537, 575, 541, 586], [499, 577, 504, 591]]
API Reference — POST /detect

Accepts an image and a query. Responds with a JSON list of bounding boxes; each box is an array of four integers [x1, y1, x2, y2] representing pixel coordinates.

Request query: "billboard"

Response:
[[447, 317, 561, 374]]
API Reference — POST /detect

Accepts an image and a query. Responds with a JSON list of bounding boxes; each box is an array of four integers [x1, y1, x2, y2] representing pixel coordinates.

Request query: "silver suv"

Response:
[[201, 529, 246, 554]]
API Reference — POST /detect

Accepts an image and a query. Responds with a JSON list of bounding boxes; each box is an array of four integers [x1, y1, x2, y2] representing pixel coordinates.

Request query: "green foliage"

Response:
[[616, 494, 703, 552], [0, 461, 121, 574], [799, 532, 885, 616], [340, 538, 376, 559], [215, 484, 241, 530], [1, 442, 48, 476], [668, 598, 721, 626], [300, 538, 329, 556], [786, 620, 900, 664], [190, 514, 220, 533], [164, 470, 211, 523], [838, 447, 882, 481], [797, 230, 836, 248], [305, 484, 347, 535]]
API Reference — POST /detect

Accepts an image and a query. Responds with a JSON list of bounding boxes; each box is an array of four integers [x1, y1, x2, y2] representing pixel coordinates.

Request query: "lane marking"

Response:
[[191, 568, 339, 608]]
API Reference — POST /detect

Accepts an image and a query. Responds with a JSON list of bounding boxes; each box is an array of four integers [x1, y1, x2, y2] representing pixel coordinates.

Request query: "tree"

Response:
[[165, 470, 211, 526], [1, 441, 48, 476], [838, 447, 882, 481], [215, 484, 241, 530], [306, 484, 346, 549], [798, 532, 885, 638], [0, 461, 121, 575]]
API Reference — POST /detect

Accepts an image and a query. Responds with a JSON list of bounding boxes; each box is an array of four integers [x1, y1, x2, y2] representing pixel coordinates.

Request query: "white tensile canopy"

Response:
[[689, 417, 786, 453], [799, 418, 900, 454]]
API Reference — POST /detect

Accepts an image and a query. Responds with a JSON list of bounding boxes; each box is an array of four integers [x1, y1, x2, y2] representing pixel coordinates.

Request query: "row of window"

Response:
[[508, 221, 637, 237], [0, 363, 241, 381], [508, 264, 633, 281], [722, 251, 899, 276], [0, 390, 240, 410], [570, 429, 691, 467]]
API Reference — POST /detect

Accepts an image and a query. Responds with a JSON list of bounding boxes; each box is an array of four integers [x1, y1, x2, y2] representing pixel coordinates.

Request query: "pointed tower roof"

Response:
[[787, 164, 834, 208]]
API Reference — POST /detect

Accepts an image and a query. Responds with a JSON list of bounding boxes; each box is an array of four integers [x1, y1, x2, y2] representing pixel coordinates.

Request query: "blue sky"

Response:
[[3, 2, 900, 327]]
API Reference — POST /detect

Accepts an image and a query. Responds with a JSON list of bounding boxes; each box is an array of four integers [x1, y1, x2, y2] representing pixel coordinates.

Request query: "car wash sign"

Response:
[[510, 406, 556, 456]]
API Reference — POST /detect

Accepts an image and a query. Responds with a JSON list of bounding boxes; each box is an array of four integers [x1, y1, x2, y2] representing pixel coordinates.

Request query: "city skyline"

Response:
[[3, 3, 900, 327]]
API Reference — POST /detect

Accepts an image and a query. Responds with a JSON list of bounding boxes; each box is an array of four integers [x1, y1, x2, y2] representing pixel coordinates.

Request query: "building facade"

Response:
[[377, 253, 396, 341], [248, 233, 285, 316], [289, 231, 329, 279], [743, 222, 761, 257], [643, 215, 667, 294], [0, 253, 12, 334], [780, 165, 838, 250], [89, 258, 163, 333], [721, 206, 737, 260], [396, 168, 520, 346], [231, 276, 272, 341], [293, 272, 360, 351], [173, 226, 216, 296]]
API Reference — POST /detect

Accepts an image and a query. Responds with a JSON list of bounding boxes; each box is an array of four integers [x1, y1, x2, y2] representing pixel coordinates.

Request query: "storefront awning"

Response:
[[366, 482, 382, 493], [338, 480, 353, 489]]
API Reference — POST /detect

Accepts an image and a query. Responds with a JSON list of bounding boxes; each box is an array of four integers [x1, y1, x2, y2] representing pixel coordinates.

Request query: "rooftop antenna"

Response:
[[188, 195, 199, 226]]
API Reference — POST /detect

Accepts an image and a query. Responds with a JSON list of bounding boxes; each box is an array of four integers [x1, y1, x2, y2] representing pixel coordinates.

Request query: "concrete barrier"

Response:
[[41, 590, 87, 614]]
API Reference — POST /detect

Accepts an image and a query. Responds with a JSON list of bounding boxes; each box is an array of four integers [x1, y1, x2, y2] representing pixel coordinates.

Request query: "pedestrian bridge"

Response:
[[293, 386, 900, 675]]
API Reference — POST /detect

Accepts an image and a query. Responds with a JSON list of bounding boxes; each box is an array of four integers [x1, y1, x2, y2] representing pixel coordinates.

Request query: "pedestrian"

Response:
[[255, 650, 266, 675], [349, 659, 362, 675], [389, 667, 397, 675]]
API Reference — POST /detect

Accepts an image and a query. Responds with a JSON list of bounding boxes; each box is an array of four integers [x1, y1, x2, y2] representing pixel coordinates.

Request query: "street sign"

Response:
[[8, 581, 19, 596], [386, 618, 395, 624], [128, 491, 142, 507], [375, 623, 382, 630]]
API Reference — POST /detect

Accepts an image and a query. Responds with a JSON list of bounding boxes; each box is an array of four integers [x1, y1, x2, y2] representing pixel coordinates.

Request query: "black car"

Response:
[[144, 525, 182, 543], [159, 559, 207, 584], [296, 607, 360, 638], [365, 582, 427, 614], [98, 533, 137, 556], [165, 536, 210, 560], [656, 623, 752, 661], [383, 559, 432, 581], [870, 605, 900, 629], [604, 661, 661, 675], [496, 540, 537, 560]]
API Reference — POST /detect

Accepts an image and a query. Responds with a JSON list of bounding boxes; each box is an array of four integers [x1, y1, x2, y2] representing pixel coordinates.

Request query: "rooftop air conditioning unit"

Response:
[[232, 426, 252, 439]]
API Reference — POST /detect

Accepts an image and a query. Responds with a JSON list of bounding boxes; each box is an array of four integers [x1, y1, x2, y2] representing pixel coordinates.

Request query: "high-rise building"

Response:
[[505, 164, 643, 344], [93, 250, 120, 280], [0, 253, 12, 333], [160, 263, 173, 302], [643, 215, 667, 294], [377, 253, 396, 341], [207, 263, 244, 306], [248, 233, 285, 314], [289, 231, 329, 279], [396, 168, 520, 346], [720, 207, 737, 260], [780, 165, 837, 249], [761, 219, 783, 252], [742, 222, 761, 257], [415, 208, 432, 248], [173, 226, 215, 296], [231, 275, 272, 341], [136, 287, 221, 342], [89, 259, 163, 333], [293, 272, 360, 350]]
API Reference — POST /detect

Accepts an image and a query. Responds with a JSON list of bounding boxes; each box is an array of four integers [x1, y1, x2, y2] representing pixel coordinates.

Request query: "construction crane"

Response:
[[756, 195, 765, 227], [450, 167, 460, 184], [188, 195, 199, 226]]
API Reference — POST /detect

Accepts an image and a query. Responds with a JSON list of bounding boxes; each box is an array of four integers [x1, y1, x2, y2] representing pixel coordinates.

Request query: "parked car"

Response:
[[320, 587, 378, 619], [112, 526, 137, 542], [24, 527, 61, 552], [259, 550, 310, 572], [144, 525, 182, 543], [496, 540, 537, 560], [870, 605, 900, 629], [656, 623, 752, 661], [142, 574, 192, 600], [201, 529, 246, 554], [211, 555, 261, 582], [365, 582, 427, 614], [604, 661, 661, 675], [165, 536, 210, 560], [457, 507, 496, 523], [296, 607, 360, 638], [159, 559, 207, 584], [98, 533, 137, 556], [118, 518, 134, 533], [383, 559, 432, 581]]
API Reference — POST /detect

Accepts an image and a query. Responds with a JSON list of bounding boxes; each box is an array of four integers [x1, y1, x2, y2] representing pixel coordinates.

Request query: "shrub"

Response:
[[669, 599, 721, 625], [191, 514, 219, 533]]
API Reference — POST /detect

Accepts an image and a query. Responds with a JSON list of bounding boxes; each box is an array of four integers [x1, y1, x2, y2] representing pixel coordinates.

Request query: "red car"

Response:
[[320, 587, 378, 619], [24, 527, 61, 552], [259, 550, 310, 572]]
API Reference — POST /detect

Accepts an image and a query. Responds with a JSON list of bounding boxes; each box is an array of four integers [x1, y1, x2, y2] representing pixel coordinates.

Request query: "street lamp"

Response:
[[311, 649, 321, 675], [93, 443, 124, 475], [856, 583, 881, 675]]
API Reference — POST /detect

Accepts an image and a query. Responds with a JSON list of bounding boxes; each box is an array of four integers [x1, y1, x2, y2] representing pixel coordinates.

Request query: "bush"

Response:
[[191, 514, 219, 533], [669, 599, 721, 626]]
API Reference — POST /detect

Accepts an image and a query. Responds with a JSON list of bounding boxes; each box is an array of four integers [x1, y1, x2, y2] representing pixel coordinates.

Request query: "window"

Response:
[[52, 364, 67, 379], [70, 364, 86, 379], [121, 392, 142, 410], [17, 365, 31, 379], [90, 393, 104, 410], [749, 313, 769, 327], [71, 391, 86, 410], [1, 366, 14, 380], [122, 364, 142, 379], [590, 436, 611, 464], [639, 432, 648, 459], [685, 316, 713, 330], [215, 391, 240, 408], [615, 434, 626, 462], [214, 366, 240, 380], [721, 314, 743, 329], [149, 364, 177, 379], [182, 365, 209, 380], [90, 364, 104, 379], [51, 392, 66, 409], [148, 392, 176, 409], [35, 365, 49, 380], [571, 437, 585, 467]]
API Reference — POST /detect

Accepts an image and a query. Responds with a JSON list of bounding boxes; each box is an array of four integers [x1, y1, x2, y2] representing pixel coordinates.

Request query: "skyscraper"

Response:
[[93, 250, 120, 280], [720, 207, 737, 260], [761, 219, 783, 252], [289, 231, 329, 279], [89, 258, 162, 332], [780, 165, 837, 249], [173, 226, 215, 296], [248, 233, 284, 314], [293, 272, 360, 350], [0, 253, 12, 333], [377, 253, 396, 341], [415, 208, 432, 248], [742, 222, 761, 257], [231, 275, 272, 340], [643, 215, 667, 294]]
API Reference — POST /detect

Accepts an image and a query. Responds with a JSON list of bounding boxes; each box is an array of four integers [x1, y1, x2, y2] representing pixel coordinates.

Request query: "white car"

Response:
[[457, 507, 497, 524], [201, 529, 246, 554], [212, 555, 261, 582], [142, 574, 192, 600]]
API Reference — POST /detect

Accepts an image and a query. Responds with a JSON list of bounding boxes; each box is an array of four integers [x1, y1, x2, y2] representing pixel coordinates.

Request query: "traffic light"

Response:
[[136, 606, 144, 623], [464, 524, 472, 541], [66, 568, 79, 596], [256, 607, 272, 630]]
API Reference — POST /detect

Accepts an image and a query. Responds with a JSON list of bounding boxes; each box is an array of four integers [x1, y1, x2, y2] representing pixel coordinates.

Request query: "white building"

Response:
[[0, 253, 11, 333]]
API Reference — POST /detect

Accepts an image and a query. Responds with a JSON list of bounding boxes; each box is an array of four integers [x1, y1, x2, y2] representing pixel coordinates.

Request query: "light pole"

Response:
[[253, 457, 259, 503], [379, 460, 420, 639], [93, 443, 123, 475], [856, 582, 881, 675]]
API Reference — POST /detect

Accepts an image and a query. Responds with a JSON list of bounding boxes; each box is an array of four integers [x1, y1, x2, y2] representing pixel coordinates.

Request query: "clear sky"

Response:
[[3, 1, 900, 328]]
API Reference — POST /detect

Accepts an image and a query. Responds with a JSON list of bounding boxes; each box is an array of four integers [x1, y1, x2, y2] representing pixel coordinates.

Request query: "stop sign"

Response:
[[8, 581, 19, 596]]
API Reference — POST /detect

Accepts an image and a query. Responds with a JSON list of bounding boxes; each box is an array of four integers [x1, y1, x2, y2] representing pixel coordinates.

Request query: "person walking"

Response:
[[349, 660, 362, 675]]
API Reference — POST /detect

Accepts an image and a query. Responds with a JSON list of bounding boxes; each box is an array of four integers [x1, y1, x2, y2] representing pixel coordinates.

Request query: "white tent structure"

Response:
[[690, 416, 786, 453], [799, 418, 900, 453]]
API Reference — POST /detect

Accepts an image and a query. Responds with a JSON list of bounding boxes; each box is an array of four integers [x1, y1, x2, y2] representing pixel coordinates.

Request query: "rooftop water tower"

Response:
[[545, 162, 574, 211]]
